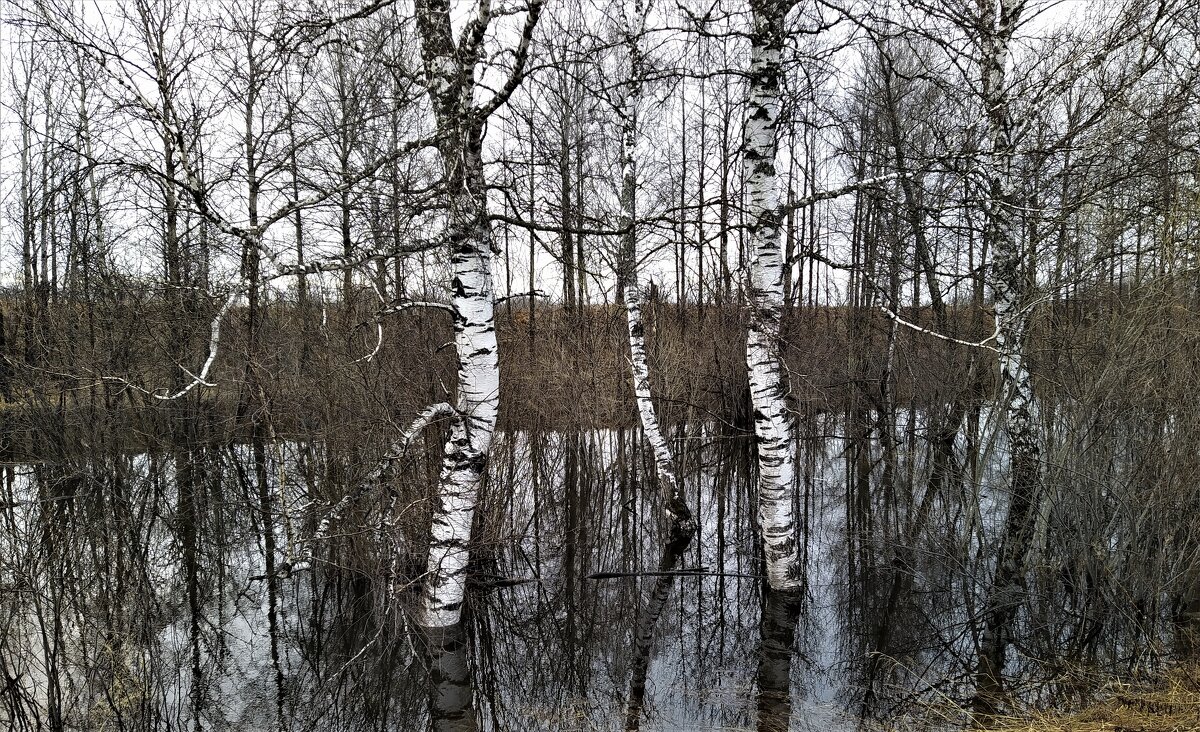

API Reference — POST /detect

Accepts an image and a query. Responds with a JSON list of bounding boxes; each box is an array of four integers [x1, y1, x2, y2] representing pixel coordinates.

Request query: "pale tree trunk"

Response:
[[19, 72, 36, 369], [618, 0, 695, 536], [743, 0, 801, 592], [415, 188, 499, 629], [973, 0, 1042, 720], [617, 6, 696, 728], [411, 0, 541, 629]]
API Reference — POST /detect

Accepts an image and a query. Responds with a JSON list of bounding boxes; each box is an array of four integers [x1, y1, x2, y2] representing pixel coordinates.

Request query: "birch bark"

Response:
[[744, 0, 802, 592], [973, 0, 1043, 718], [411, 0, 541, 628], [618, 0, 695, 537], [617, 6, 696, 727]]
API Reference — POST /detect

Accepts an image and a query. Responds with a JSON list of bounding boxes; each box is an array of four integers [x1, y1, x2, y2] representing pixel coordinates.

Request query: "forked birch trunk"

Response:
[[743, 0, 802, 592], [412, 0, 505, 629]]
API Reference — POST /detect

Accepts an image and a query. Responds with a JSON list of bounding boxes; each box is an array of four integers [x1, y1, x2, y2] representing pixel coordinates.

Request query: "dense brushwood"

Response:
[[3, 282, 1195, 456]]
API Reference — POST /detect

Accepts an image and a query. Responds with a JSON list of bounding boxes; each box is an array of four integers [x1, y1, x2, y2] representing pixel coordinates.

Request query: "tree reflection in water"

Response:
[[3, 417, 1199, 730], [427, 622, 477, 732]]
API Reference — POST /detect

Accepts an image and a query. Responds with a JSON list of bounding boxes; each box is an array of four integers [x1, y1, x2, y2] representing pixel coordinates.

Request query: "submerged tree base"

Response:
[[426, 622, 478, 732], [757, 588, 804, 732]]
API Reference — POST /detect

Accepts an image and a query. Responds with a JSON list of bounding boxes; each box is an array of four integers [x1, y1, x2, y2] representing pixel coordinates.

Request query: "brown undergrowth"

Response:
[[985, 667, 1200, 732], [3, 281, 1199, 453]]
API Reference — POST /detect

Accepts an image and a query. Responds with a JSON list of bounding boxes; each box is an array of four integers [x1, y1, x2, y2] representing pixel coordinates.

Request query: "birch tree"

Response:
[[617, 0, 695, 540], [964, 0, 1172, 714], [743, 0, 802, 592], [615, 0, 697, 725], [410, 0, 544, 629], [969, 2, 1041, 717]]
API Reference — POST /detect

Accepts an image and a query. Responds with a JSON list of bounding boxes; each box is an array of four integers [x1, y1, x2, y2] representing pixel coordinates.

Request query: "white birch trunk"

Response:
[[416, 192, 499, 629], [413, 2, 503, 628], [744, 0, 801, 592], [618, 0, 694, 536], [617, 8, 697, 727], [975, 0, 1043, 716]]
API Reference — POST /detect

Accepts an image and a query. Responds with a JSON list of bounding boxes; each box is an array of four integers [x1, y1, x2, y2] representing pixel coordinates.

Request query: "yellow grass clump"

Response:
[[987, 667, 1200, 732]]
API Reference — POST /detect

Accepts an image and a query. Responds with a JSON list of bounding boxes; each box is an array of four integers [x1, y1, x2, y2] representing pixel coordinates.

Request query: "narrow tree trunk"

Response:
[[973, 1, 1042, 720], [575, 131, 588, 307], [527, 111, 537, 348], [560, 123, 576, 313], [0, 310, 11, 400], [719, 102, 733, 304], [617, 11, 697, 728], [618, 0, 695, 535], [743, 0, 801, 592], [696, 79, 708, 316]]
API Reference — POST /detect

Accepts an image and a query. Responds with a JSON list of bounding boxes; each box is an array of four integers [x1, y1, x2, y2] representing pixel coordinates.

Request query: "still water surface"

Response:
[[0, 417, 1097, 731]]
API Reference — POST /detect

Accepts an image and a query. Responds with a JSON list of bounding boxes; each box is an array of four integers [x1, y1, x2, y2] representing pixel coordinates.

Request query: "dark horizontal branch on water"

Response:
[[248, 567, 541, 588], [587, 567, 764, 580], [495, 289, 548, 304], [249, 564, 758, 584]]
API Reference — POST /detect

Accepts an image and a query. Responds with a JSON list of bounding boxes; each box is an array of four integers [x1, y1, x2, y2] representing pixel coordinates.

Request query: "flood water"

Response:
[[0, 411, 1191, 731]]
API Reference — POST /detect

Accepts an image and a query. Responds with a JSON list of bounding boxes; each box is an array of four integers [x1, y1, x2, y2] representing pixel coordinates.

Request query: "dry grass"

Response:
[[986, 667, 1200, 732]]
